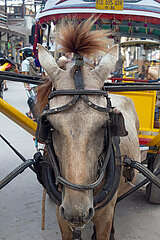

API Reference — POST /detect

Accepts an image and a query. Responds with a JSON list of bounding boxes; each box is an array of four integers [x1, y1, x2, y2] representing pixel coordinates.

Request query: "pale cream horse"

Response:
[[138, 64, 159, 80], [37, 18, 140, 240], [146, 65, 159, 80]]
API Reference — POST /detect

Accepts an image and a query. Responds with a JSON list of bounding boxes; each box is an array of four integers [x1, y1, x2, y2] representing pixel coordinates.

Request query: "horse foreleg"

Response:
[[92, 196, 117, 240], [56, 206, 72, 240], [109, 217, 115, 240], [91, 224, 97, 240], [92, 216, 115, 240]]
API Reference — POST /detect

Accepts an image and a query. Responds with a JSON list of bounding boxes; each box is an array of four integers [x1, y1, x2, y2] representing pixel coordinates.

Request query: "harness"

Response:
[[35, 64, 128, 211], [1, 59, 160, 240]]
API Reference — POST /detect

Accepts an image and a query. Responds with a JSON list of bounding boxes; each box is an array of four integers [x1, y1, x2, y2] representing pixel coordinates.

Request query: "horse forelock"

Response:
[[57, 16, 110, 57]]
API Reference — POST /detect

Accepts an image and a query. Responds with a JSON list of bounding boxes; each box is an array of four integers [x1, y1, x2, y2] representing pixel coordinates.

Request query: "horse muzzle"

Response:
[[59, 198, 95, 228]]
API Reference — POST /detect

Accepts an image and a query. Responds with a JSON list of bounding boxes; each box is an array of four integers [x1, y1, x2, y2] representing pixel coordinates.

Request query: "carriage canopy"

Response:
[[36, 0, 160, 40]]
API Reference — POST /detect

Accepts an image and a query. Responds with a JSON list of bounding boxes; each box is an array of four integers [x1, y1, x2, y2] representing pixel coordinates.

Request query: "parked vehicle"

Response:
[[0, 57, 15, 98]]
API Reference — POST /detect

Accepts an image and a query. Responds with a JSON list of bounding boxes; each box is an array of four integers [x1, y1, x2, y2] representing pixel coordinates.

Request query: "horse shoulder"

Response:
[[109, 93, 140, 163], [109, 94, 141, 198]]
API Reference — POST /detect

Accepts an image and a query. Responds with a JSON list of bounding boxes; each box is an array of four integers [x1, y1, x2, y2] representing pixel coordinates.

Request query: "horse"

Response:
[[138, 64, 159, 80], [146, 65, 159, 80], [36, 18, 141, 240]]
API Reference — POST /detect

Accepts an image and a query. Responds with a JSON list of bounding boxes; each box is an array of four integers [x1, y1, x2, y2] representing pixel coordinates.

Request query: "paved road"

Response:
[[0, 81, 160, 240]]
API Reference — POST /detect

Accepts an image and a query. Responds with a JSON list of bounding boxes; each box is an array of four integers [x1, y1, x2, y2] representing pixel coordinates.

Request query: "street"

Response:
[[0, 81, 160, 240]]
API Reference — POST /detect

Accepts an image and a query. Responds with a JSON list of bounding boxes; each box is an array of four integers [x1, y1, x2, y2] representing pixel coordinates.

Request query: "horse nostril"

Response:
[[59, 205, 94, 224], [70, 217, 84, 225], [87, 207, 94, 221], [59, 206, 66, 219], [70, 207, 94, 224]]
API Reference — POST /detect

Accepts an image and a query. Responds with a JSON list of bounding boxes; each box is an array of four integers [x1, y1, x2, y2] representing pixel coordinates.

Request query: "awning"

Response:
[[0, 25, 26, 37], [36, 0, 160, 24], [120, 40, 160, 49]]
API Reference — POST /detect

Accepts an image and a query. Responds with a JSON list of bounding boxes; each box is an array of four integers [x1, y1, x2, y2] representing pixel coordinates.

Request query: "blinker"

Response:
[[35, 113, 52, 143], [109, 112, 128, 137]]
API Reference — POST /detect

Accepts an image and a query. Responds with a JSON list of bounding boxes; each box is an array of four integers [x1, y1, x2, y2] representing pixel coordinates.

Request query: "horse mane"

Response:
[[36, 77, 52, 115], [57, 17, 110, 57]]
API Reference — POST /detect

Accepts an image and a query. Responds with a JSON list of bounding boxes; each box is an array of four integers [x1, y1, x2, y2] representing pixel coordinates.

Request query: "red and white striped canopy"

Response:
[[36, 0, 160, 24]]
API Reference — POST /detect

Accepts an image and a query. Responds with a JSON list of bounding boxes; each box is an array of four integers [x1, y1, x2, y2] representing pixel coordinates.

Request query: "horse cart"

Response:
[[1, 1, 160, 240]]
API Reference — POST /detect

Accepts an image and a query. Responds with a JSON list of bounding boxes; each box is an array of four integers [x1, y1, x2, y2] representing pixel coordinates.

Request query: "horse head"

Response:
[[37, 18, 118, 230]]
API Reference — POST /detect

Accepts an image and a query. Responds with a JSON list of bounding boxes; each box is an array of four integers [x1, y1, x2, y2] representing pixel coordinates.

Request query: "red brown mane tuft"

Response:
[[35, 77, 52, 114], [57, 17, 110, 57]]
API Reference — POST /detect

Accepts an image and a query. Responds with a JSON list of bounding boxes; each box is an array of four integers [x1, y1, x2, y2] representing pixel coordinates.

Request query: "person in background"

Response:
[[57, 53, 72, 70], [3, 56, 17, 91], [3, 80, 8, 91], [21, 50, 37, 120], [10, 56, 19, 73], [18, 56, 23, 72]]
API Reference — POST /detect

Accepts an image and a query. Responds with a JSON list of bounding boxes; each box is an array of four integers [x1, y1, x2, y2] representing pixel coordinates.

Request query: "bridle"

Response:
[[35, 63, 128, 210], [44, 66, 115, 115]]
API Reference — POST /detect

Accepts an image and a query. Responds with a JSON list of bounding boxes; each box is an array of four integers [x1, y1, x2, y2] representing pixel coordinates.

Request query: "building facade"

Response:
[[0, 0, 44, 61]]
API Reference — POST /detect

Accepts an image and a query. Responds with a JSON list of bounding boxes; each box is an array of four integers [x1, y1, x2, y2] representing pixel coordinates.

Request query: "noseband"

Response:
[[35, 63, 128, 209]]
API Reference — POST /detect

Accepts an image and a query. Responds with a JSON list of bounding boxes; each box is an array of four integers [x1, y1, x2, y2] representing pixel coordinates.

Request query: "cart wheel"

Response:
[[146, 153, 160, 203]]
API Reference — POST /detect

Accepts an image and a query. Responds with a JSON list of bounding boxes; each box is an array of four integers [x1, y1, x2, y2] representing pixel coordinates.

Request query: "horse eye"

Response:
[[50, 127, 55, 132], [101, 122, 107, 129], [51, 126, 58, 133]]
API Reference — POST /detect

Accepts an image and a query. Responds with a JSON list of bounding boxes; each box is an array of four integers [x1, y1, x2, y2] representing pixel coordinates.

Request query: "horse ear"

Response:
[[37, 44, 62, 78], [94, 45, 119, 85]]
